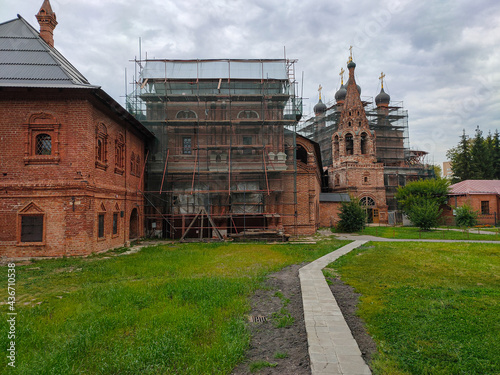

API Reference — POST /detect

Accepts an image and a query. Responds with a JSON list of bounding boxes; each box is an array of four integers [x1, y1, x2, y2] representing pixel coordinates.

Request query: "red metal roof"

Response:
[[449, 180, 500, 195]]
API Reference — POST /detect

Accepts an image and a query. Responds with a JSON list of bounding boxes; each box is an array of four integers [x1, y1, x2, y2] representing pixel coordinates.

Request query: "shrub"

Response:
[[337, 197, 367, 233], [455, 204, 478, 227], [407, 199, 442, 231]]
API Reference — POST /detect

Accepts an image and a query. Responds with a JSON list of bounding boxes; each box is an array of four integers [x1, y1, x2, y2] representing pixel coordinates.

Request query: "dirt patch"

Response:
[[232, 260, 377, 374], [232, 263, 310, 375], [326, 276, 377, 365]]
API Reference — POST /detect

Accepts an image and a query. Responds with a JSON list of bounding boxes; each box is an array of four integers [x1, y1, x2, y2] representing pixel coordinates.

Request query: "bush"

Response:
[[337, 198, 367, 233], [407, 199, 442, 231], [455, 204, 478, 227]]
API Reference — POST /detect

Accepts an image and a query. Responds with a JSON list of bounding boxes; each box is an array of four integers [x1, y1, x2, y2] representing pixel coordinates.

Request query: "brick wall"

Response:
[[0, 88, 147, 257]]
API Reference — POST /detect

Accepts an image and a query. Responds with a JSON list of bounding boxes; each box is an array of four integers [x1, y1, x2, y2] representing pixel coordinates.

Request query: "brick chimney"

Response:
[[36, 0, 57, 47]]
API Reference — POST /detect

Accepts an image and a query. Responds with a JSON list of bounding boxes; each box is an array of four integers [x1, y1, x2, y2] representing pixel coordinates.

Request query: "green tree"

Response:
[[455, 203, 478, 228], [470, 126, 487, 179], [336, 197, 367, 233], [396, 179, 450, 230], [493, 130, 500, 179], [447, 130, 472, 183], [407, 200, 442, 231], [484, 132, 495, 179]]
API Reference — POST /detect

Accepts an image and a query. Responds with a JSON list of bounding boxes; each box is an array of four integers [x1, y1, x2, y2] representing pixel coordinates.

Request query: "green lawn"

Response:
[[329, 241, 500, 375], [0, 240, 347, 375], [359, 226, 500, 241]]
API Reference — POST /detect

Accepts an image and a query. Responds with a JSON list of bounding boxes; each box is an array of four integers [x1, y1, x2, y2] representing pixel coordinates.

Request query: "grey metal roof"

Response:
[[141, 59, 289, 81], [319, 193, 351, 202], [0, 16, 98, 89]]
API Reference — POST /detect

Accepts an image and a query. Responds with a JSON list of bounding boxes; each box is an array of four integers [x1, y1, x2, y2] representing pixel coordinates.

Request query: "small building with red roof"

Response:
[[444, 180, 500, 226]]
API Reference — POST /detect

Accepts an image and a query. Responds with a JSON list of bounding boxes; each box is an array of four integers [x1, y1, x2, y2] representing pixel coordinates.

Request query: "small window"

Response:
[[25, 112, 60, 165], [35, 134, 52, 155], [98, 214, 105, 238], [183, 137, 192, 155], [481, 201, 490, 215], [113, 213, 118, 235], [21, 215, 43, 243]]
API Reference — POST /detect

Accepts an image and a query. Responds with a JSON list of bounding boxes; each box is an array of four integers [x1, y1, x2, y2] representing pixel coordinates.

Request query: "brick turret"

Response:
[[36, 0, 57, 47]]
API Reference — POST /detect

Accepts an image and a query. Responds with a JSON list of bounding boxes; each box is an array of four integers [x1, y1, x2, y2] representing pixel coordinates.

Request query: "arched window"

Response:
[[333, 135, 340, 159], [361, 132, 368, 154], [237, 110, 259, 119], [296, 144, 308, 164], [35, 134, 51, 155], [360, 196, 376, 206], [25, 113, 60, 165], [95, 123, 108, 170], [176, 110, 197, 119], [334, 174, 340, 186], [345, 134, 354, 155]]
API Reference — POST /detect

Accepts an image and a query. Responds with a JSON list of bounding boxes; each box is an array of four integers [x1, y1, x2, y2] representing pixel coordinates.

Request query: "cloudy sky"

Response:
[[3, 0, 500, 166]]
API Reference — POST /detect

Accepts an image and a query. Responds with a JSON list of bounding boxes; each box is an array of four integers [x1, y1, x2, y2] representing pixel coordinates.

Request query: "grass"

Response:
[[359, 226, 500, 241], [274, 351, 288, 359], [249, 360, 277, 372], [0, 240, 348, 375], [329, 241, 500, 375]]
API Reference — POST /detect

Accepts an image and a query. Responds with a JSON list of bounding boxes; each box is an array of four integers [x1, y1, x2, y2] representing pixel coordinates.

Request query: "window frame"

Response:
[[182, 136, 192, 155], [114, 133, 126, 175], [95, 123, 108, 170], [112, 212, 119, 237], [19, 214, 45, 244], [481, 201, 490, 215], [24, 113, 61, 165], [98, 213, 105, 239]]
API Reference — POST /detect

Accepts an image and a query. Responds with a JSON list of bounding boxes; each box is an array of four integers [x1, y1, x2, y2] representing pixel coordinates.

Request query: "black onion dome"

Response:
[[314, 98, 327, 114], [347, 61, 356, 69], [335, 84, 347, 102], [375, 87, 390, 105]]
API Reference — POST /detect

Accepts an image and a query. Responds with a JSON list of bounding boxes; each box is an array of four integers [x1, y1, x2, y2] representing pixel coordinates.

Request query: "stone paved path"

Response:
[[299, 240, 371, 375], [300, 233, 499, 374]]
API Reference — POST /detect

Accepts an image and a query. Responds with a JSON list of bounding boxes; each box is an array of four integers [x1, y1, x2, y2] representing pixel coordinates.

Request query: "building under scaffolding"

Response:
[[127, 59, 305, 239], [298, 93, 434, 213]]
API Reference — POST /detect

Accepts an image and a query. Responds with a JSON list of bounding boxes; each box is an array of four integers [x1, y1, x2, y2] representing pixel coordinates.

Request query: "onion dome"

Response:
[[335, 84, 347, 102], [314, 98, 327, 115], [347, 60, 356, 69], [375, 87, 390, 106]]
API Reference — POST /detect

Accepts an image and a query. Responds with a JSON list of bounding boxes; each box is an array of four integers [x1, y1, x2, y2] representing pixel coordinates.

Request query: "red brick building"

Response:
[[127, 58, 321, 239], [327, 57, 388, 224], [0, 4, 153, 257], [443, 180, 500, 226]]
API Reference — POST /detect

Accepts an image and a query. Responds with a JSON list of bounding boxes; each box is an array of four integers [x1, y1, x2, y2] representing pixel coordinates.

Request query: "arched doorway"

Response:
[[360, 196, 379, 224], [129, 208, 139, 239]]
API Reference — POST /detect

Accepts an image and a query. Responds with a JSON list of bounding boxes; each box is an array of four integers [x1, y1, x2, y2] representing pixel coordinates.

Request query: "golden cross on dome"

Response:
[[379, 72, 386, 88], [339, 68, 345, 85], [318, 84, 323, 100], [348, 45, 353, 63]]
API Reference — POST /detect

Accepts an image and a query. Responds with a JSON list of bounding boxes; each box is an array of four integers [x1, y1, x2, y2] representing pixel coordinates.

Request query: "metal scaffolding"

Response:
[[297, 97, 434, 211], [127, 59, 302, 240]]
